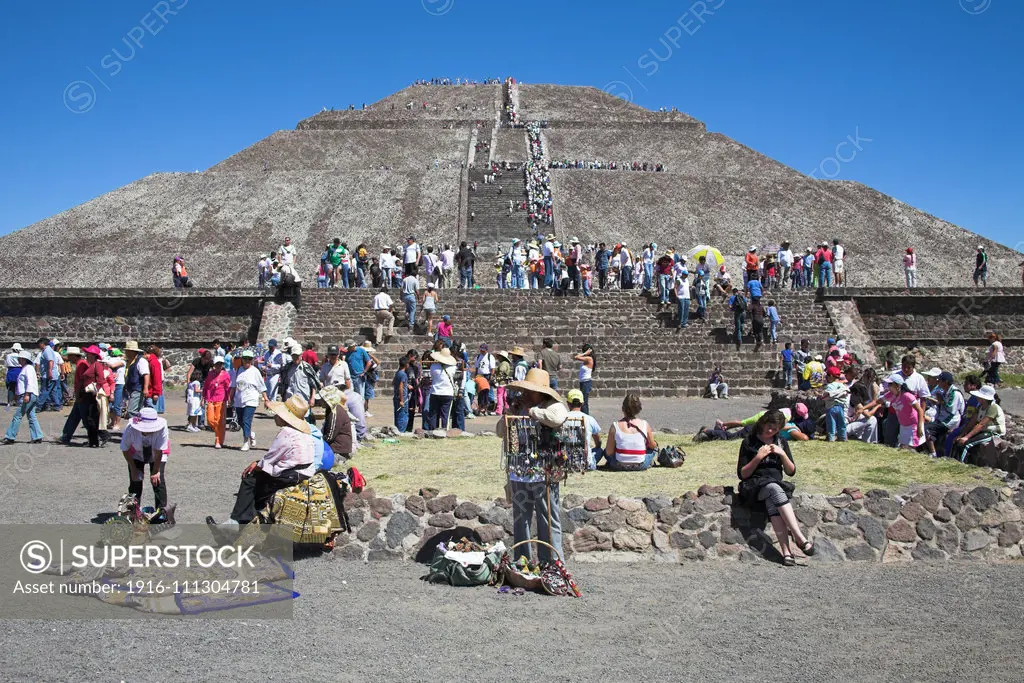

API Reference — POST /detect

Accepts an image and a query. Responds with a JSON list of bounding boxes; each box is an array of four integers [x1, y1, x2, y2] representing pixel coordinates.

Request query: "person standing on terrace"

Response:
[[973, 246, 988, 287]]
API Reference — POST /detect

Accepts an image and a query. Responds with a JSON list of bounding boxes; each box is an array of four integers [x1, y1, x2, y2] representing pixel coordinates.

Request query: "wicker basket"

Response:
[[503, 539, 557, 591]]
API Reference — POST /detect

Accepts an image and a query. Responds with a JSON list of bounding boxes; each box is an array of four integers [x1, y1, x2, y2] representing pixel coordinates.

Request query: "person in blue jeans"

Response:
[[3, 352, 43, 444], [401, 267, 419, 331], [605, 393, 658, 470], [780, 342, 794, 388], [675, 268, 691, 328], [392, 358, 410, 432], [36, 338, 61, 411], [823, 367, 850, 441], [729, 291, 747, 348]]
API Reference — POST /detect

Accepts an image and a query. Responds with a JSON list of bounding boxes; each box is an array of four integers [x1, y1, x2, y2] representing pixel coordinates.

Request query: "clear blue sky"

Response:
[[1, 0, 1021, 248]]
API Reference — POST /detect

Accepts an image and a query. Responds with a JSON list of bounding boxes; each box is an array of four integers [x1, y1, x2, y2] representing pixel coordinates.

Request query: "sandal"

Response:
[[801, 541, 816, 556], [782, 555, 796, 567]]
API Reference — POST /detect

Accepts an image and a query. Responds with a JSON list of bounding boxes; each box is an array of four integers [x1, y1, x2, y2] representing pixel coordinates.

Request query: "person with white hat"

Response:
[[35, 337, 61, 412], [4, 343, 23, 407], [119, 407, 171, 511], [953, 384, 1005, 463], [427, 347, 458, 429], [229, 350, 270, 451], [122, 340, 150, 419], [502, 367, 568, 563], [208, 395, 316, 527], [2, 350, 43, 444], [262, 338, 285, 401]]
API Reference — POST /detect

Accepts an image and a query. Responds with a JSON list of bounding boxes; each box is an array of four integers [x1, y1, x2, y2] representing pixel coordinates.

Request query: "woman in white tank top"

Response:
[[604, 393, 658, 470], [574, 344, 595, 415]]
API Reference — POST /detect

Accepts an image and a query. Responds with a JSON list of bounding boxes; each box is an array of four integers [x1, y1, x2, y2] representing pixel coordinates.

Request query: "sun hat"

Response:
[[546, 233, 555, 240], [343, 339, 356, 348], [11, 343, 22, 351], [129, 407, 167, 434], [512, 238, 520, 244], [430, 348, 457, 366], [241, 350, 255, 359], [507, 368, 562, 403], [66, 346, 81, 356], [570, 236, 579, 244], [813, 354, 823, 361], [83, 345, 102, 357], [749, 245, 757, 252], [124, 340, 141, 353], [921, 367, 942, 378], [567, 389, 584, 404], [794, 403, 808, 418], [97, 342, 108, 350], [17, 350, 32, 362], [938, 371, 956, 383], [427, 284, 434, 290], [362, 341, 374, 350], [969, 385, 997, 402], [268, 395, 312, 434], [508, 346, 528, 357], [110, 349, 123, 357], [213, 356, 225, 365]]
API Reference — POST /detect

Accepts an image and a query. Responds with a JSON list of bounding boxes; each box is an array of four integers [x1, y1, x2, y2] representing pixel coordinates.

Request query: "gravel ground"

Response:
[[2, 397, 1023, 682], [1, 561, 1023, 682]]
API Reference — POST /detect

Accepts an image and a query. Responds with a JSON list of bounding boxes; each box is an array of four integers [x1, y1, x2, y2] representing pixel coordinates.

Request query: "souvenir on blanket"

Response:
[[501, 415, 588, 481]]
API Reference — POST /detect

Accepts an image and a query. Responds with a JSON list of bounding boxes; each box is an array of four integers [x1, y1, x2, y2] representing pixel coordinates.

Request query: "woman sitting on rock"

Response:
[[737, 409, 815, 566]]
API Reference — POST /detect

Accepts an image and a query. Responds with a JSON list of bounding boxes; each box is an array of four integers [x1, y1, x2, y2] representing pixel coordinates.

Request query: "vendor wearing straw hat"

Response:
[[501, 368, 568, 564], [427, 347, 458, 429], [208, 395, 317, 527], [120, 407, 171, 512]]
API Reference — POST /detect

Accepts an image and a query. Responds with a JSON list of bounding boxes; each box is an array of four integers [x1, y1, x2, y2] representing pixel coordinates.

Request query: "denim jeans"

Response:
[[782, 361, 793, 387], [351, 376, 366, 400], [460, 266, 474, 288], [734, 312, 745, 344], [156, 393, 166, 414], [677, 298, 690, 328], [544, 256, 555, 287], [239, 405, 257, 441], [819, 262, 833, 288], [452, 394, 466, 430], [126, 390, 145, 417], [39, 377, 60, 410], [607, 450, 657, 470], [511, 265, 524, 289], [340, 264, 351, 288], [510, 480, 562, 562], [111, 385, 125, 418], [403, 294, 417, 329], [579, 379, 592, 415], [394, 396, 409, 431], [826, 404, 848, 441], [5, 395, 43, 442], [658, 274, 671, 303], [643, 263, 654, 291], [621, 265, 633, 289]]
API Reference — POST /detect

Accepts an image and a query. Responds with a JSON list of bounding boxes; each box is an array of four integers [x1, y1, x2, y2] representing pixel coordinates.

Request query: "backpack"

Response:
[[299, 361, 324, 393], [731, 294, 747, 313]]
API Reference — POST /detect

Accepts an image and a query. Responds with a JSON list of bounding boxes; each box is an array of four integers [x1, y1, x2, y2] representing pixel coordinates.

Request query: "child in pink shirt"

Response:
[[887, 375, 924, 448]]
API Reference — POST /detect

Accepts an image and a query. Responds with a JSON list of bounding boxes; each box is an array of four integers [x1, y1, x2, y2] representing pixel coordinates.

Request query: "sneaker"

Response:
[[241, 442, 250, 452], [214, 443, 222, 449], [249, 435, 256, 446], [365, 412, 374, 418], [186, 425, 200, 433]]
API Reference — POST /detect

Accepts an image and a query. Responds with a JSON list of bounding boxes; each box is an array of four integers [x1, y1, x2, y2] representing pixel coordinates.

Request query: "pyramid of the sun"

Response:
[[1, 82, 1019, 287]]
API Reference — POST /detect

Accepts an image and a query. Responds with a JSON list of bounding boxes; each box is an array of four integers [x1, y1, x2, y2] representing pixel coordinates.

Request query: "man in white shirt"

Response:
[[4, 351, 43, 443], [262, 339, 285, 400], [832, 238, 846, 286], [674, 267, 691, 329], [279, 237, 297, 267], [441, 244, 456, 289], [619, 242, 634, 290], [883, 354, 931, 447], [403, 236, 421, 276], [372, 287, 395, 343], [258, 254, 274, 289], [777, 242, 794, 289], [5, 343, 23, 407], [319, 345, 353, 391], [542, 235, 555, 288]]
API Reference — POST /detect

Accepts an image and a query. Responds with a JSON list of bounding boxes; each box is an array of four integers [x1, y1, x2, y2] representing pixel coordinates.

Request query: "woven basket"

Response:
[[504, 539, 556, 591]]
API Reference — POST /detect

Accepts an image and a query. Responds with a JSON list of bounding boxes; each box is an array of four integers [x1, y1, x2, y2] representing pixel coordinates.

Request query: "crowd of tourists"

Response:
[[547, 160, 666, 172]]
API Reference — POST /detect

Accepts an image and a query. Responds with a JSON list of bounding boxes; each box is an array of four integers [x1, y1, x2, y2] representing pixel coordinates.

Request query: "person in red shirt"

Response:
[[300, 342, 319, 367], [59, 347, 90, 445], [145, 345, 165, 412], [816, 242, 834, 288], [77, 345, 111, 448], [744, 246, 760, 287]]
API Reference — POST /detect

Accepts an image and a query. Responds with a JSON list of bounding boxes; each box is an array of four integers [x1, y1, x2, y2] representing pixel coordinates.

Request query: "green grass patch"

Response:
[[350, 434, 998, 500]]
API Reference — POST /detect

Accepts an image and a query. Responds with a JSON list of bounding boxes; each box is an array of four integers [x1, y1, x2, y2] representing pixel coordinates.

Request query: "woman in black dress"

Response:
[[737, 409, 815, 565]]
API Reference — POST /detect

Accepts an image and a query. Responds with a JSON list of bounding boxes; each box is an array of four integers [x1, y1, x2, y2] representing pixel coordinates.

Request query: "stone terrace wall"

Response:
[[211, 129, 472, 172], [552, 172, 1023, 289], [335, 483, 1024, 563], [543, 128, 800, 180]]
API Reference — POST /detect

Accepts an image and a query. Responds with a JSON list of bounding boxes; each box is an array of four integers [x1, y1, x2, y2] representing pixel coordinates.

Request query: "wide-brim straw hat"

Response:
[[508, 346, 527, 357], [430, 348, 457, 366], [268, 395, 312, 434], [124, 340, 141, 352], [507, 368, 562, 402]]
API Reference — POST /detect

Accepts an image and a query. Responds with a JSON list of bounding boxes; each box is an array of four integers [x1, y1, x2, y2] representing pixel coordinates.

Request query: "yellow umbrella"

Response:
[[686, 245, 724, 270]]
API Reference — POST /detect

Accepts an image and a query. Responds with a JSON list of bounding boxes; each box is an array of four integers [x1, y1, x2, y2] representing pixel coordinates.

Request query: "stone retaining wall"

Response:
[[333, 483, 1024, 564]]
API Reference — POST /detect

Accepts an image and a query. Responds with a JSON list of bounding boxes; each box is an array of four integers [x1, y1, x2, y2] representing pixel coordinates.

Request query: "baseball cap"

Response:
[[827, 366, 842, 378], [344, 339, 356, 348], [794, 402, 808, 418], [213, 356, 226, 365], [922, 367, 942, 378], [567, 389, 584, 404], [328, 345, 340, 355], [241, 350, 255, 359], [938, 371, 955, 383]]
